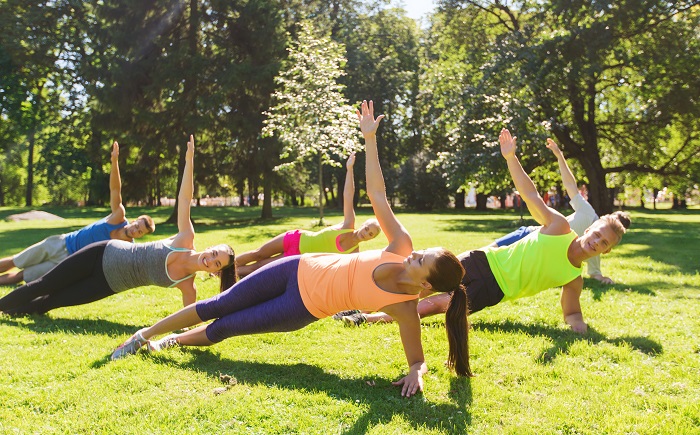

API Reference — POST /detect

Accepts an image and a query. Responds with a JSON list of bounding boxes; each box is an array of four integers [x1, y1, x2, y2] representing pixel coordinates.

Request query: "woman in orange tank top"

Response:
[[111, 101, 471, 397]]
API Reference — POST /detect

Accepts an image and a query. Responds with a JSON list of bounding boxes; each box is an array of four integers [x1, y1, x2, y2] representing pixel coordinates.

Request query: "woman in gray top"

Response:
[[0, 135, 236, 315]]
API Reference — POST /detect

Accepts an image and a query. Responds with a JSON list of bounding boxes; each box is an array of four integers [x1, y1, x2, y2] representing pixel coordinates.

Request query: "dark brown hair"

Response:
[[427, 249, 473, 377], [217, 244, 238, 293]]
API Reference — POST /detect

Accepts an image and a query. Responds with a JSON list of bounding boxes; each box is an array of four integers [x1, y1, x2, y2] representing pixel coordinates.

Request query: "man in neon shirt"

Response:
[[490, 138, 614, 284], [0, 142, 155, 286], [341, 130, 630, 333]]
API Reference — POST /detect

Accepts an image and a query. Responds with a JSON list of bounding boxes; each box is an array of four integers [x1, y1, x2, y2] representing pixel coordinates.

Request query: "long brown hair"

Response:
[[427, 249, 473, 377], [217, 244, 238, 293]]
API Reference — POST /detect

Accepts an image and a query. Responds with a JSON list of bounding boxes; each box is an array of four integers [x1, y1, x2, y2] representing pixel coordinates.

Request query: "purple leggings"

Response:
[[196, 255, 318, 343]]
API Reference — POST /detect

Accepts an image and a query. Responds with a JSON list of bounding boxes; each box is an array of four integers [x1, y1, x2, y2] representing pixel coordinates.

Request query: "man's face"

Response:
[[581, 222, 619, 256], [126, 219, 147, 239]]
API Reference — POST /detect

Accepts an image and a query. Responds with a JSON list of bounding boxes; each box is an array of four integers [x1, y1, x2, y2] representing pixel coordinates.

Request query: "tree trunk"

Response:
[[499, 194, 507, 210], [0, 168, 4, 206], [476, 193, 488, 211], [454, 190, 465, 210], [237, 180, 245, 207], [261, 172, 273, 218], [336, 173, 344, 210], [249, 177, 259, 206], [86, 127, 104, 206], [318, 153, 324, 224], [578, 154, 612, 215], [25, 127, 36, 207], [328, 173, 337, 207]]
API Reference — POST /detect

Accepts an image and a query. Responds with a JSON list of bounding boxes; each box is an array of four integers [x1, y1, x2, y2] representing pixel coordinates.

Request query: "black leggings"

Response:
[[0, 241, 114, 315]]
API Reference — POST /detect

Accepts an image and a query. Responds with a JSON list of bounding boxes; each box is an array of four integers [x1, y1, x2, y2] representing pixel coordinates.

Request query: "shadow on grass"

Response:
[[586, 279, 658, 301], [473, 319, 663, 364], [149, 352, 473, 434], [616, 214, 700, 276], [0, 314, 139, 337]]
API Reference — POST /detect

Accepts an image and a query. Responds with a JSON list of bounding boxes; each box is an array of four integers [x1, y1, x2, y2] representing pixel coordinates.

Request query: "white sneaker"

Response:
[[147, 334, 180, 352], [111, 331, 148, 360]]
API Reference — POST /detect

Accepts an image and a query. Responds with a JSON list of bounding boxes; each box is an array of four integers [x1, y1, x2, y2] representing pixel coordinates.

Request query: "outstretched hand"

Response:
[[111, 141, 119, 160], [346, 152, 356, 170], [356, 100, 385, 137], [186, 134, 195, 159], [499, 128, 517, 159], [545, 138, 562, 156], [392, 370, 424, 398]]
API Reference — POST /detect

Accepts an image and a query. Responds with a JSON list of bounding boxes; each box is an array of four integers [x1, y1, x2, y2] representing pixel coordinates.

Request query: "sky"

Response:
[[399, 0, 437, 21]]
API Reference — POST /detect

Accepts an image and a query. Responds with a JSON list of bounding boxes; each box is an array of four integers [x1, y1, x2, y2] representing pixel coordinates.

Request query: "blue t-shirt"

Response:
[[64, 217, 128, 254]]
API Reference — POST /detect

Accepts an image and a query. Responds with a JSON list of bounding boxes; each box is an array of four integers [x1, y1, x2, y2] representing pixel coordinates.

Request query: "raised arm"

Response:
[[546, 138, 578, 199], [171, 135, 195, 248], [358, 100, 412, 255], [499, 129, 568, 235], [339, 152, 356, 230], [107, 141, 127, 224]]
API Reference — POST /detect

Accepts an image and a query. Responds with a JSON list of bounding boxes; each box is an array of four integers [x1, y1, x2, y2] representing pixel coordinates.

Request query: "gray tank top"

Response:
[[103, 240, 195, 293]]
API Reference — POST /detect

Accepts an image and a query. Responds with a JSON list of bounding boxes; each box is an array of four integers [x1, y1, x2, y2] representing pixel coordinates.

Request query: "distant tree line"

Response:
[[1, 0, 698, 217]]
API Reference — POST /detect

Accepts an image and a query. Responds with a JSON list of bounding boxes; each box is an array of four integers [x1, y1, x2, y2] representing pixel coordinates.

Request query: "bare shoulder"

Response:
[[540, 208, 571, 236]]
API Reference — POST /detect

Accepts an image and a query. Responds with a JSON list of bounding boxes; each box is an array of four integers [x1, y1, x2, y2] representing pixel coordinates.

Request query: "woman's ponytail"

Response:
[[427, 249, 473, 377], [445, 284, 472, 377]]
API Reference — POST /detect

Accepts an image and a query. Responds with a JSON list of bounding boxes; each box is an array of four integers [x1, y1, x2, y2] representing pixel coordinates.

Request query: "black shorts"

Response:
[[460, 250, 504, 314]]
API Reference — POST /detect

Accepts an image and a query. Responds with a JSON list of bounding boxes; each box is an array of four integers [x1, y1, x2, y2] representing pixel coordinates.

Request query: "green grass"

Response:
[[0, 206, 698, 434]]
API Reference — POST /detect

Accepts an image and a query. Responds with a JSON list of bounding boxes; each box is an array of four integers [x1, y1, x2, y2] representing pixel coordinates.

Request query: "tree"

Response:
[[263, 20, 361, 224], [454, 0, 700, 215], [0, 0, 80, 206]]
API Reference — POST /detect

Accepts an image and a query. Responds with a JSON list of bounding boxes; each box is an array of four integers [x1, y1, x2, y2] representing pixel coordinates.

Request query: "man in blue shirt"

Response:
[[0, 142, 155, 285]]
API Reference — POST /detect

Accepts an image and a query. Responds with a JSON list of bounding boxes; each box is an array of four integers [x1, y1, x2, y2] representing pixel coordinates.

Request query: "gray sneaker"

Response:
[[147, 334, 180, 352], [332, 309, 360, 320], [111, 331, 147, 360]]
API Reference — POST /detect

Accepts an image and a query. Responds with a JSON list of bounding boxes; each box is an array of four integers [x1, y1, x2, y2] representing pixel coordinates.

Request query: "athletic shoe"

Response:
[[342, 313, 366, 326], [332, 309, 360, 320], [111, 331, 148, 360], [147, 334, 180, 352]]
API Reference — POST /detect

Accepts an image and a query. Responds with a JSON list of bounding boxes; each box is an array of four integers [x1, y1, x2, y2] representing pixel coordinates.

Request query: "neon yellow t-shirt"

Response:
[[483, 231, 583, 301]]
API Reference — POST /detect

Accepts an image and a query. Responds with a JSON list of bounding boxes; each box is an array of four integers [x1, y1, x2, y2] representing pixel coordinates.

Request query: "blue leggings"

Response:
[[494, 225, 537, 247], [196, 256, 318, 343]]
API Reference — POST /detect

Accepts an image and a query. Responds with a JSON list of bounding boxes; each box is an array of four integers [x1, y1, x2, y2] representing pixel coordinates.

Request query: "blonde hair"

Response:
[[596, 211, 630, 244], [362, 218, 381, 235]]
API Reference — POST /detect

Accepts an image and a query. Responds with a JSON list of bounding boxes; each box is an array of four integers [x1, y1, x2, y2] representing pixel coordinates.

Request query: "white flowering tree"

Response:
[[263, 20, 360, 224]]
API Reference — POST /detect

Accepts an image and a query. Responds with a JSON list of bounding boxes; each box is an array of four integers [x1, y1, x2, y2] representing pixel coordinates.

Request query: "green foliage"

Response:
[[398, 151, 451, 210], [1, 0, 698, 219]]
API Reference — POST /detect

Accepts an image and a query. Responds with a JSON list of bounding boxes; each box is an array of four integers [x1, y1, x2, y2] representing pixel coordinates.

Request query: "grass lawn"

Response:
[[0, 205, 698, 434]]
